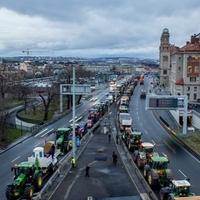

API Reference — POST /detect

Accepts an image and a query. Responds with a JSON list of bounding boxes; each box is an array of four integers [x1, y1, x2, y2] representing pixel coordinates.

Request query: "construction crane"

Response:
[[22, 48, 53, 56]]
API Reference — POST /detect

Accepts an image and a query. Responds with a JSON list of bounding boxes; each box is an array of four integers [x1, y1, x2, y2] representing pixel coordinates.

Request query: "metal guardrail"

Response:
[[32, 118, 102, 200]]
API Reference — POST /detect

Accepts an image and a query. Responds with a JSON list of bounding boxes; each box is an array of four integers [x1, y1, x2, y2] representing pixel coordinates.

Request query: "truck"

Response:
[[119, 105, 129, 113], [118, 113, 132, 131], [6, 141, 59, 200], [120, 95, 129, 106], [159, 180, 195, 200]]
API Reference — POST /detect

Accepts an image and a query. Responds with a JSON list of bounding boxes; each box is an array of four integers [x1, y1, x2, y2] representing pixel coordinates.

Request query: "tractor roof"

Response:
[[172, 180, 191, 187], [132, 131, 142, 136], [16, 161, 34, 168], [141, 142, 154, 149], [151, 155, 168, 162], [57, 127, 71, 132]]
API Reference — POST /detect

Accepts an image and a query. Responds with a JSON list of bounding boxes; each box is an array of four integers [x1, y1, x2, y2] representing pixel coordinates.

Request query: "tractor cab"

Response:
[[171, 180, 193, 197], [150, 155, 169, 170], [56, 128, 72, 153], [128, 131, 142, 150], [160, 180, 195, 200]]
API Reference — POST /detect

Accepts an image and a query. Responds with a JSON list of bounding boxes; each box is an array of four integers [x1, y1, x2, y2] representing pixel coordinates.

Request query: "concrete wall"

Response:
[[192, 110, 200, 129], [170, 110, 179, 124]]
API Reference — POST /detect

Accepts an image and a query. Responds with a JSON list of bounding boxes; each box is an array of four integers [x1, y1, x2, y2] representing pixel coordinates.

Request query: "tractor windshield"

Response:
[[177, 186, 190, 196], [145, 147, 153, 154]]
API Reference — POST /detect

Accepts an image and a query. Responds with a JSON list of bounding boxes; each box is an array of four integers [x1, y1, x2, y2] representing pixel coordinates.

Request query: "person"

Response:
[[112, 151, 118, 165], [71, 157, 76, 168], [51, 144, 55, 159], [108, 133, 111, 143], [85, 165, 90, 177], [116, 134, 119, 144]]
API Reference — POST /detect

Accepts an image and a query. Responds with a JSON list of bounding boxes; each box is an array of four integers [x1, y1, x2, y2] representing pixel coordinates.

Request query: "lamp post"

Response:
[[72, 65, 76, 159]]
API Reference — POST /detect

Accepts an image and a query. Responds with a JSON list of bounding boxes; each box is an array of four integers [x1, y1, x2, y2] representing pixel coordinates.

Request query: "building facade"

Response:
[[159, 28, 171, 87], [159, 30, 200, 102]]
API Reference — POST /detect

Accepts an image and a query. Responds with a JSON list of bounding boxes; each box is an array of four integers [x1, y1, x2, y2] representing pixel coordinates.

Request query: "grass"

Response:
[[3, 128, 24, 143], [181, 132, 200, 155], [0, 98, 24, 111]]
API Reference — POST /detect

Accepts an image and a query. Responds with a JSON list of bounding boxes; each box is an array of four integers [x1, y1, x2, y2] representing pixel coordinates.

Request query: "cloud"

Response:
[[0, 0, 199, 57]]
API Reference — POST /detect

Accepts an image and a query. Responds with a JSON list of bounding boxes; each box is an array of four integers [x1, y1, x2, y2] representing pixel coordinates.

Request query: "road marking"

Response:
[[75, 116, 83, 122], [11, 156, 21, 163], [69, 116, 77, 123], [151, 139, 156, 145], [178, 169, 187, 178], [162, 152, 168, 157], [34, 128, 48, 138], [41, 128, 54, 137]]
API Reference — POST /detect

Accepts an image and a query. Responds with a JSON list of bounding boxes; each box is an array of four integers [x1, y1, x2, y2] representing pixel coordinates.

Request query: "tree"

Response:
[[0, 74, 8, 99], [0, 111, 10, 142], [38, 83, 58, 122]]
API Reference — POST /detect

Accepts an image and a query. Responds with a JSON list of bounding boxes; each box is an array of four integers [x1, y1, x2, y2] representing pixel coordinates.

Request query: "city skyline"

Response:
[[0, 0, 199, 58]]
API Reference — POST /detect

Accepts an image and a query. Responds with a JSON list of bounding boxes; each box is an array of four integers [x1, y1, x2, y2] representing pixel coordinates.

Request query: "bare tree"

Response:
[[38, 83, 58, 122], [0, 111, 10, 141], [0, 74, 8, 99]]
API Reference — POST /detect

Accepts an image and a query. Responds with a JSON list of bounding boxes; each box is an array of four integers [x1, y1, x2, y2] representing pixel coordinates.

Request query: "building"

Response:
[[159, 28, 171, 87], [159, 29, 200, 102]]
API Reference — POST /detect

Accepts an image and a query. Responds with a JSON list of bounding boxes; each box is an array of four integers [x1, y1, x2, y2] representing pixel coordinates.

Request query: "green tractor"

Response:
[[159, 180, 195, 200], [122, 129, 142, 151], [6, 159, 43, 200], [56, 128, 72, 153], [144, 154, 173, 189]]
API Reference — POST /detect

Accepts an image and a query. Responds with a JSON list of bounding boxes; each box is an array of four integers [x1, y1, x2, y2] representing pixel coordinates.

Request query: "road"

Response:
[[0, 88, 109, 200], [130, 80, 200, 194]]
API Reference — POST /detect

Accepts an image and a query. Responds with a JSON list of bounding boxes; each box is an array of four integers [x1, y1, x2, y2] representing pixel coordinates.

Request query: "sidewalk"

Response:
[[50, 125, 138, 200]]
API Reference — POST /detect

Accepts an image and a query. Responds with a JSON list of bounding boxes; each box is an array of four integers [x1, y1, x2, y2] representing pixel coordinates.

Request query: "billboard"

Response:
[[61, 84, 91, 95]]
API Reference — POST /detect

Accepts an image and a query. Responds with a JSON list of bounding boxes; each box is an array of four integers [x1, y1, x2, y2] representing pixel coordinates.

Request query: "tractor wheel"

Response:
[[5, 185, 14, 200], [147, 172, 158, 189], [24, 185, 34, 200], [33, 173, 43, 191]]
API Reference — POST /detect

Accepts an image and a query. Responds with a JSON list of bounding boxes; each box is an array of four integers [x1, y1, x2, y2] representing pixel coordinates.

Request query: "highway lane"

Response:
[[0, 88, 109, 200], [130, 83, 200, 194]]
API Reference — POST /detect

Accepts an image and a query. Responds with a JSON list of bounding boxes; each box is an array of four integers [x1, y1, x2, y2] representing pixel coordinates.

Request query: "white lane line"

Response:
[[75, 116, 83, 122], [41, 128, 54, 137], [34, 128, 48, 138], [162, 152, 168, 157], [11, 156, 21, 163], [69, 116, 77, 123], [178, 169, 187, 178], [151, 139, 156, 145]]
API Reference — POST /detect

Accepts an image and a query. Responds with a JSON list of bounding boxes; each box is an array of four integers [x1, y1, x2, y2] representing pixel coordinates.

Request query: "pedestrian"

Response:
[[112, 151, 118, 165], [85, 165, 90, 177], [71, 157, 76, 168], [51, 144, 55, 159], [116, 134, 119, 144], [108, 133, 111, 143]]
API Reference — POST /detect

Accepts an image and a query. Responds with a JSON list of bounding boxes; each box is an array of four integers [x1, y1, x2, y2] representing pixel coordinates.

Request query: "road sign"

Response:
[[61, 84, 91, 95], [146, 95, 188, 135], [147, 96, 186, 110]]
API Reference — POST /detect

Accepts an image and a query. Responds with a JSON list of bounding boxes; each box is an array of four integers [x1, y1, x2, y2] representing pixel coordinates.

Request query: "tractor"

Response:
[[159, 180, 195, 200], [6, 160, 43, 200], [122, 128, 142, 151], [144, 154, 173, 189], [133, 142, 155, 169], [56, 128, 72, 153]]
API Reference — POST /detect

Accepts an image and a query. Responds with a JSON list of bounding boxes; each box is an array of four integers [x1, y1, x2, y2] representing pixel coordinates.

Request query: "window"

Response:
[[187, 93, 190, 99], [190, 77, 196, 82], [187, 87, 190, 91], [194, 87, 197, 92], [194, 93, 197, 100], [178, 66, 181, 71], [163, 70, 167, 75], [163, 56, 168, 62]]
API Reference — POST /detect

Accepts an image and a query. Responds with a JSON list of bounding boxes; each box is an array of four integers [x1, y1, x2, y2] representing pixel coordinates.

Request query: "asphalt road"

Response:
[[0, 88, 109, 200], [130, 80, 200, 194], [50, 118, 139, 200]]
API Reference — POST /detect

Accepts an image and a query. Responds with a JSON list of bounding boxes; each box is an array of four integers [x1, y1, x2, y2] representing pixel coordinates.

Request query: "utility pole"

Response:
[[72, 65, 76, 159]]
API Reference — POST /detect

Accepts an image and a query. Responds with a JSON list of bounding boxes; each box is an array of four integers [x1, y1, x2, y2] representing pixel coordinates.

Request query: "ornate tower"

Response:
[[159, 28, 170, 87]]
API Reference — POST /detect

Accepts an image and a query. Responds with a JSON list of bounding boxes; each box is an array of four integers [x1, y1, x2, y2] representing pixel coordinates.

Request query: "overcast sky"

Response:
[[0, 0, 199, 58]]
